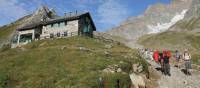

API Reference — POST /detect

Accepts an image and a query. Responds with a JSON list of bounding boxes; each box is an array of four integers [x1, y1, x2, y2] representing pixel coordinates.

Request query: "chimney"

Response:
[[69, 12, 72, 16], [64, 13, 67, 16], [76, 10, 78, 15]]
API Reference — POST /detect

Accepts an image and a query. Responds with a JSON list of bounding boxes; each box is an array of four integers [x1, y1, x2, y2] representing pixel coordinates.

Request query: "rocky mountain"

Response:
[[107, 0, 192, 48], [170, 0, 200, 31], [17, 6, 58, 28], [138, 0, 200, 50], [184, 0, 200, 19]]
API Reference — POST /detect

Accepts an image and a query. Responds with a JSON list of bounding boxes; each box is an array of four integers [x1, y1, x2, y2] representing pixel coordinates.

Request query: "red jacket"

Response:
[[153, 51, 159, 62]]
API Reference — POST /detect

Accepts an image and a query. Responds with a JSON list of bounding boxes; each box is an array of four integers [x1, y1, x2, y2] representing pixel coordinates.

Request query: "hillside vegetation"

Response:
[[138, 31, 200, 50], [0, 36, 147, 88], [0, 23, 19, 45], [171, 17, 200, 31]]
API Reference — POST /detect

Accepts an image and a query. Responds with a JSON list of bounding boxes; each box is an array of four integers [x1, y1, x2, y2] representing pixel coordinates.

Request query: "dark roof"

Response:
[[17, 12, 96, 31]]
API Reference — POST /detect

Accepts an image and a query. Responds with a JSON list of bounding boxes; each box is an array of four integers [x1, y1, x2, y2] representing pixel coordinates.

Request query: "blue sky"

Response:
[[0, 0, 171, 31]]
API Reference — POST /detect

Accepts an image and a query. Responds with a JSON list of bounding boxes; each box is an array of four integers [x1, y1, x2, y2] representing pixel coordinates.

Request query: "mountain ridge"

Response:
[[107, 0, 192, 48], [137, 0, 200, 51]]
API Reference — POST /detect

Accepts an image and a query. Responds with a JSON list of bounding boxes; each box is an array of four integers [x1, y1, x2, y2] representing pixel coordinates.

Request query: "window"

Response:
[[50, 33, 54, 38], [51, 24, 54, 28], [58, 23, 60, 27], [47, 25, 51, 28], [65, 21, 67, 25], [54, 23, 59, 27], [60, 22, 65, 26], [57, 33, 61, 37], [11, 35, 18, 44], [64, 32, 68, 36], [83, 24, 89, 33]]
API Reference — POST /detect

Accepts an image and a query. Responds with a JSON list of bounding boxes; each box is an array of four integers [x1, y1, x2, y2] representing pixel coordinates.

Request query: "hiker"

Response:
[[153, 49, 159, 63], [162, 49, 171, 76], [150, 49, 154, 61], [158, 52, 163, 65], [146, 49, 151, 60], [183, 50, 192, 75], [144, 48, 148, 59], [174, 50, 181, 68], [159, 52, 164, 74]]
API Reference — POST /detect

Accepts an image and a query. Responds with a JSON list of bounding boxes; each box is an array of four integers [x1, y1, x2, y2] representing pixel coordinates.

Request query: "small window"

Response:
[[64, 32, 68, 36], [51, 24, 54, 28], [60, 22, 65, 26], [47, 25, 51, 28], [65, 21, 67, 25], [58, 23, 60, 27], [50, 33, 54, 38], [57, 33, 60, 37], [54, 23, 59, 27]]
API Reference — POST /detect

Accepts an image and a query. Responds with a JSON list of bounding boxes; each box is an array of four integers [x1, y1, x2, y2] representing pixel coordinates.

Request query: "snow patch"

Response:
[[147, 9, 188, 34]]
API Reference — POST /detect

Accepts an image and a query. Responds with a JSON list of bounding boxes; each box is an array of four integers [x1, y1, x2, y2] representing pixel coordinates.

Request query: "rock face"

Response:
[[170, 0, 200, 31], [17, 6, 58, 28], [138, 0, 200, 50], [129, 73, 146, 88], [107, 0, 192, 48], [184, 0, 200, 19]]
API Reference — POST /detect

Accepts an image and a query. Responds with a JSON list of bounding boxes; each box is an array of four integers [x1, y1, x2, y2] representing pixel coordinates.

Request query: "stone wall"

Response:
[[40, 20, 79, 39]]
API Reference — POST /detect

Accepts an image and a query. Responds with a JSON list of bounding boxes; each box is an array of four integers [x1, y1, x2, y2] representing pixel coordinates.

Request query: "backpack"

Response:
[[184, 53, 191, 60], [175, 52, 180, 59], [166, 51, 172, 58]]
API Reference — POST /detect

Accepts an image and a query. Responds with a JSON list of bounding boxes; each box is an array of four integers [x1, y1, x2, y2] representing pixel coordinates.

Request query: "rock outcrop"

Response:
[[17, 6, 58, 28], [170, 0, 200, 31], [107, 0, 192, 48]]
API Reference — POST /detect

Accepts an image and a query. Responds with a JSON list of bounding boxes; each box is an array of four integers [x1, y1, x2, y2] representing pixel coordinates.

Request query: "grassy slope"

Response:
[[173, 17, 200, 31], [0, 37, 147, 88], [138, 31, 200, 50], [0, 23, 19, 44]]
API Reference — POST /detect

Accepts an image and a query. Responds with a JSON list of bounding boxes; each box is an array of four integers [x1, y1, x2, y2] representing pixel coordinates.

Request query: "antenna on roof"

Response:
[[69, 12, 72, 16], [64, 13, 67, 16]]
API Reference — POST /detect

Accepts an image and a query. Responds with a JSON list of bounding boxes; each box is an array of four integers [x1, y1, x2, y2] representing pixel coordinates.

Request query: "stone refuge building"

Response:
[[12, 12, 96, 48]]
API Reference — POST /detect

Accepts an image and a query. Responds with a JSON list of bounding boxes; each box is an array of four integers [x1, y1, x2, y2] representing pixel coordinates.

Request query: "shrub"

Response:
[[0, 44, 11, 52], [0, 73, 9, 88], [101, 73, 131, 88]]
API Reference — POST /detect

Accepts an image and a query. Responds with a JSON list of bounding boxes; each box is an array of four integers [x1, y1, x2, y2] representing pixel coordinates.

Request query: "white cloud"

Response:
[[0, 0, 28, 24], [97, 0, 130, 28]]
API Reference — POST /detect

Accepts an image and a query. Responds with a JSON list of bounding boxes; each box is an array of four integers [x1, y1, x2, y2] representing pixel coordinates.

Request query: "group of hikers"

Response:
[[140, 48, 192, 76]]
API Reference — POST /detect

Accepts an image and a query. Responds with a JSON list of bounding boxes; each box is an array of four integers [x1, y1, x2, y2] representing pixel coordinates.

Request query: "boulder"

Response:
[[129, 73, 146, 88], [132, 63, 144, 73], [104, 51, 111, 57], [105, 44, 113, 49], [61, 46, 67, 50], [117, 68, 122, 73], [79, 47, 91, 51], [102, 65, 123, 73]]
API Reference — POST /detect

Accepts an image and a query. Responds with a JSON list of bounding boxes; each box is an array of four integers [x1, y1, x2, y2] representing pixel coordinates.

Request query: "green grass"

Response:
[[138, 31, 200, 50], [191, 51, 200, 65], [173, 17, 200, 30], [0, 36, 147, 88], [0, 23, 19, 42]]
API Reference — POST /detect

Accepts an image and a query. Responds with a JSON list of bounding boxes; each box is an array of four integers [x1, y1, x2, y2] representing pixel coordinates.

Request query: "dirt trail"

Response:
[[146, 60, 200, 88]]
